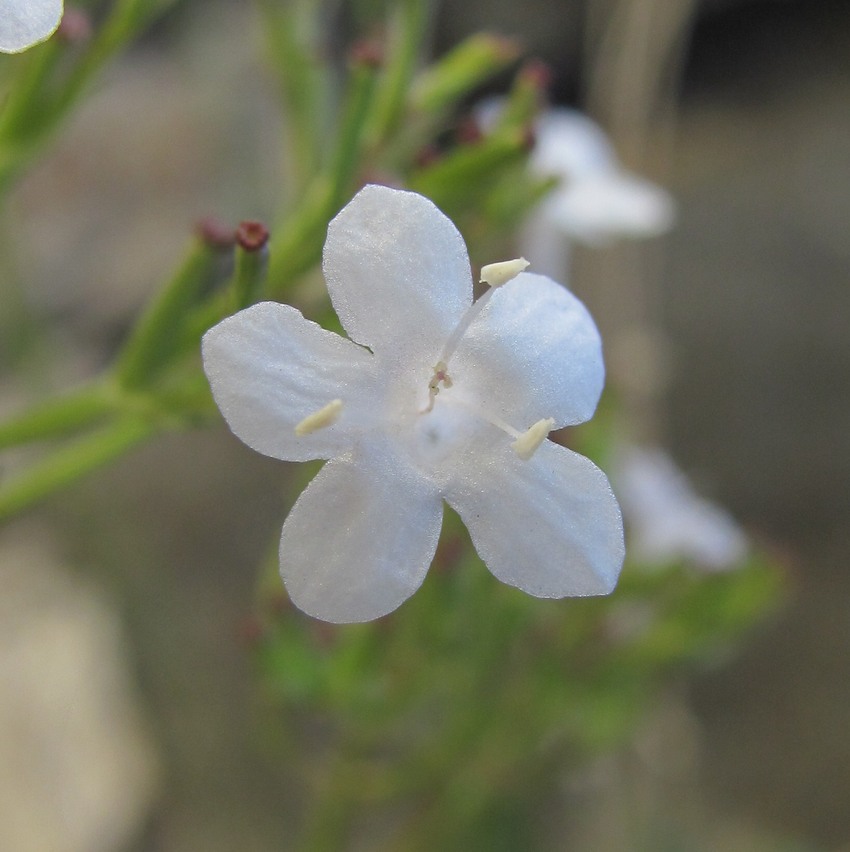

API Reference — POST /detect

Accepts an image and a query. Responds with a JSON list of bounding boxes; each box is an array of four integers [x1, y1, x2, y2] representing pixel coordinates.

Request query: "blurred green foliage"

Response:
[[252, 507, 781, 846]]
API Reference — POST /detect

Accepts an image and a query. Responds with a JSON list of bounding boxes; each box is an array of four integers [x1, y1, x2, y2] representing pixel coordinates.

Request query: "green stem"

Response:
[[409, 33, 520, 116], [115, 239, 225, 390], [0, 415, 156, 522], [0, 38, 63, 142], [256, 0, 328, 198], [232, 242, 269, 310], [266, 56, 380, 296], [408, 128, 529, 210], [363, 0, 428, 151], [0, 0, 180, 193], [0, 382, 114, 450]]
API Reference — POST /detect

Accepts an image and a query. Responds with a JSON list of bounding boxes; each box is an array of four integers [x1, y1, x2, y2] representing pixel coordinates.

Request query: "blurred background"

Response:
[[1, 0, 849, 848]]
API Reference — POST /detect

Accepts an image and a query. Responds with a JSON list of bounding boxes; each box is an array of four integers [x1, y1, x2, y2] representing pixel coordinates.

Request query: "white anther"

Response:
[[511, 418, 555, 460], [295, 399, 343, 436], [479, 257, 529, 288]]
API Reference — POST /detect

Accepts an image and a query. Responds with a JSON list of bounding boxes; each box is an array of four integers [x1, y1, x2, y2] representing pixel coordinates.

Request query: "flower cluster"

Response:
[[203, 185, 624, 623], [0, 0, 62, 54]]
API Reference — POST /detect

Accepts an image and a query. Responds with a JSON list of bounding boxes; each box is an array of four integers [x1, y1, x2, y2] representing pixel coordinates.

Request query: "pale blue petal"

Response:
[[446, 439, 624, 597], [0, 0, 62, 53], [322, 184, 473, 363], [202, 302, 378, 462], [450, 272, 605, 430], [280, 449, 443, 623]]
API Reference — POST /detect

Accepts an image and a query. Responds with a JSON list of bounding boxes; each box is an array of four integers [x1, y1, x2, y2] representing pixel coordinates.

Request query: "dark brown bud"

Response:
[[236, 220, 270, 252]]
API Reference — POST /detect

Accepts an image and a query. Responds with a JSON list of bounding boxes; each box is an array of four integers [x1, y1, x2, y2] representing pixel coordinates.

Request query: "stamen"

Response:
[[423, 361, 453, 413], [437, 392, 523, 439], [295, 399, 343, 436], [511, 418, 555, 460], [437, 258, 531, 367], [479, 257, 529, 288]]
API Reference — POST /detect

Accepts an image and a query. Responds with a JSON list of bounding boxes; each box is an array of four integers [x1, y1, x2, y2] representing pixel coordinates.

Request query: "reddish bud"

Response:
[[235, 615, 265, 647], [520, 126, 537, 152], [309, 621, 338, 649], [456, 117, 484, 146], [196, 217, 236, 250], [236, 220, 270, 252], [414, 144, 442, 169], [519, 59, 554, 92], [58, 7, 92, 44], [349, 39, 384, 69]]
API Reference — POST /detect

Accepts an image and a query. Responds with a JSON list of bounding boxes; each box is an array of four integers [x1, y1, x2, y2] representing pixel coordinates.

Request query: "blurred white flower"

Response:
[[613, 446, 748, 571], [203, 184, 624, 623], [497, 106, 676, 278], [530, 109, 675, 245], [0, 0, 63, 53]]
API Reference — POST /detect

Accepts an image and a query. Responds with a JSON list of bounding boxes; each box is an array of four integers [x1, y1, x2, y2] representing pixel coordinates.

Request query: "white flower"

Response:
[[490, 107, 675, 279], [203, 185, 624, 623], [613, 446, 749, 572], [529, 109, 675, 246], [0, 0, 63, 54]]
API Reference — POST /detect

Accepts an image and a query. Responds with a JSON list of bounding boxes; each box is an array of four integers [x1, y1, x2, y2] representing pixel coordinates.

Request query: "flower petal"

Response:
[[322, 184, 473, 362], [202, 301, 377, 462], [0, 0, 63, 53], [450, 272, 605, 429], [280, 451, 443, 623], [446, 439, 624, 597], [613, 446, 748, 571], [548, 171, 675, 245], [532, 109, 617, 180]]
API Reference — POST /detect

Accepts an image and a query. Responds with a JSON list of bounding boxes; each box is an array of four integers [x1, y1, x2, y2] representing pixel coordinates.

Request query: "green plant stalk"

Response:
[[232, 243, 270, 310], [409, 33, 520, 116], [266, 57, 380, 296], [52, 0, 181, 117], [488, 63, 546, 133], [0, 415, 155, 522], [115, 239, 225, 390], [0, 38, 64, 143], [408, 129, 529, 209], [0, 0, 180, 193], [0, 381, 114, 450], [256, 0, 328, 198], [363, 0, 428, 151]]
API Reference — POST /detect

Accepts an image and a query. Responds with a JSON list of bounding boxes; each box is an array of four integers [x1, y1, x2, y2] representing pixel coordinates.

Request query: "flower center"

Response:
[[291, 258, 556, 464], [419, 258, 555, 461]]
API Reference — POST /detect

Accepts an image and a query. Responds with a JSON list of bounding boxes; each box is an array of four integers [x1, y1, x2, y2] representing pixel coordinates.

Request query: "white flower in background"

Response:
[[613, 446, 748, 572], [505, 107, 675, 278], [203, 185, 624, 623], [530, 109, 675, 245], [0, 0, 63, 53]]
